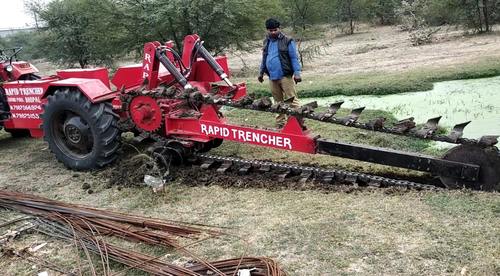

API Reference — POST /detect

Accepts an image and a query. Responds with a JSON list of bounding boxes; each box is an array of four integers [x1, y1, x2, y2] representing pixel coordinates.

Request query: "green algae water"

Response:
[[311, 76, 500, 139]]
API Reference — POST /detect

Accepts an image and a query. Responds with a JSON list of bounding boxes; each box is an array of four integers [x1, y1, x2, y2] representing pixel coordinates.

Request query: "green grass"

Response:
[[221, 107, 445, 153], [241, 58, 500, 98], [208, 107, 448, 180]]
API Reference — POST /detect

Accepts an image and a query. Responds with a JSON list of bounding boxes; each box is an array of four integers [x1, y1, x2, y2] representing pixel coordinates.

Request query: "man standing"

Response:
[[258, 18, 302, 128]]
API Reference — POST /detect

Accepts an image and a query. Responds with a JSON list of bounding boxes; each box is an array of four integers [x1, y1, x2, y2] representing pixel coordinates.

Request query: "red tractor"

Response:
[[0, 35, 498, 191], [0, 47, 41, 81], [1, 47, 41, 136], [1, 35, 242, 169]]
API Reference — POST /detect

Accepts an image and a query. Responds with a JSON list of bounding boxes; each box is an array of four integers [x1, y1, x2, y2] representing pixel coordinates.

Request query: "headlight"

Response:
[[5, 65, 13, 73]]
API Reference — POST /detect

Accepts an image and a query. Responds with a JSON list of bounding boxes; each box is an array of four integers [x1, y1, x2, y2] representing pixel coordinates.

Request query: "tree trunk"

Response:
[[79, 60, 87, 69], [297, 39, 304, 67], [476, 0, 484, 32], [349, 0, 354, 35], [298, 1, 308, 32], [483, 0, 490, 32], [182, 6, 193, 36], [167, 18, 182, 52], [379, 15, 385, 26], [34, 12, 39, 29]]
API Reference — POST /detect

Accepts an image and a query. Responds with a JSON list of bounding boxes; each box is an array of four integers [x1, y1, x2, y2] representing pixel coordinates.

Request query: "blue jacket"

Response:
[[260, 33, 301, 81]]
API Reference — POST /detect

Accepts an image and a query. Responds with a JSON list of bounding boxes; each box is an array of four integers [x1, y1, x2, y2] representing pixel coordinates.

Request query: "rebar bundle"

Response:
[[0, 190, 286, 276]]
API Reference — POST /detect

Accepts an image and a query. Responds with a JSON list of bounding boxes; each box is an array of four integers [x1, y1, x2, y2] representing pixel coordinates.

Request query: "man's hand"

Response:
[[293, 75, 302, 84], [257, 74, 264, 83]]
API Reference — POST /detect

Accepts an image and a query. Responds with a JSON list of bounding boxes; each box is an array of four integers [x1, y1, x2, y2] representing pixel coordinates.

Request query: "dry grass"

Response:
[[1, 128, 499, 275], [1, 25, 500, 275], [231, 25, 500, 97], [229, 25, 500, 77]]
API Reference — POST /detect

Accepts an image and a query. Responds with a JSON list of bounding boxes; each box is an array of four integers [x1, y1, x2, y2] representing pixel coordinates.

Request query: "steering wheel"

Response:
[[0, 47, 23, 63], [0, 51, 7, 63]]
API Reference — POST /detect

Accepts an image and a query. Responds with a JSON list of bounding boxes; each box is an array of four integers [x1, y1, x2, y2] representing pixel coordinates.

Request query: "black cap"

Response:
[[265, 18, 280, 29]]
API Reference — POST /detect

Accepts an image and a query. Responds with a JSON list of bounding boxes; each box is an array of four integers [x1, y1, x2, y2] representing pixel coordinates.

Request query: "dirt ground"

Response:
[[34, 25, 500, 78], [1, 26, 500, 275], [228, 25, 500, 76], [0, 134, 499, 275]]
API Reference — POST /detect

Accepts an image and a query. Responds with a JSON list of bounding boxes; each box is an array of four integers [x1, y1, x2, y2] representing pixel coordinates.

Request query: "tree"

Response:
[[396, 0, 441, 46], [0, 38, 7, 50], [0, 31, 45, 60], [282, 0, 329, 33], [453, 0, 499, 32], [30, 0, 129, 68], [371, 0, 401, 25], [424, 0, 500, 32], [396, 0, 428, 31], [24, 0, 45, 30], [25, 0, 283, 68], [330, 0, 369, 35], [494, 0, 500, 23], [118, 0, 279, 55]]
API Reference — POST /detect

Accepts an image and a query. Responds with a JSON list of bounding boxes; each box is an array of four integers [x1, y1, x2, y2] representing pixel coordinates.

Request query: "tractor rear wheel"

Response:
[[42, 88, 121, 170]]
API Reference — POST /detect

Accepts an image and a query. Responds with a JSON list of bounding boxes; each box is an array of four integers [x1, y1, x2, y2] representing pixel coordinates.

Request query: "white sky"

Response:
[[0, 0, 44, 29]]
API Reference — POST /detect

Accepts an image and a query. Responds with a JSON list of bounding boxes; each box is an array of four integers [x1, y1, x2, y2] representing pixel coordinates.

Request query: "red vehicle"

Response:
[[0, 35, 498, 191], [0, 47, 40, 81], [1, 47, 41, 136]]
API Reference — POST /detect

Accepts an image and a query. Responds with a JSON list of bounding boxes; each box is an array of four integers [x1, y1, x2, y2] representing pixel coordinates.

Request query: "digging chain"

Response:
[[121, 86, 495, 147], [120, 86, 446, 190], [195, 153, 440, 191], [194, 94, 490, 146]]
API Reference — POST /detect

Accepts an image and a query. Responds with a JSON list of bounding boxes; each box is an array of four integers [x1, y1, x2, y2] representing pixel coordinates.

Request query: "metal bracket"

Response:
[[415, 116, 441, 138], [216, 161, 233, 173], [447, 121, 470, 142], [392, 117, 416, 133], [337, 107, 365, 126]]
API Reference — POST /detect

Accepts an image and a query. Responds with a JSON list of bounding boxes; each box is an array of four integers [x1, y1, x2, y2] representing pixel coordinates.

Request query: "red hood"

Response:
[[9, 61, 39, 80]]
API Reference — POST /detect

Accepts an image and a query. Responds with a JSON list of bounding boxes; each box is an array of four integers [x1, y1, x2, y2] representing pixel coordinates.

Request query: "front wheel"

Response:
[[42, 88, 121, 170]]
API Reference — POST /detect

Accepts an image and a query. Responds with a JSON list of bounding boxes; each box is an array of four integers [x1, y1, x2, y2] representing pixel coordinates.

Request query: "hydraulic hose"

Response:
[[194, 42, 234, 87], [155, 48, 193, 90]]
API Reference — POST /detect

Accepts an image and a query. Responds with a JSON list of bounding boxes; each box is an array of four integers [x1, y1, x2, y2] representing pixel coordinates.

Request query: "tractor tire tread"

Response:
[[42, 88, 121, 170]]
